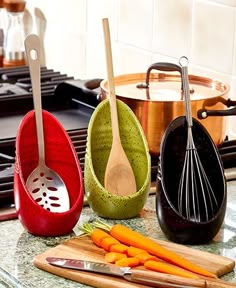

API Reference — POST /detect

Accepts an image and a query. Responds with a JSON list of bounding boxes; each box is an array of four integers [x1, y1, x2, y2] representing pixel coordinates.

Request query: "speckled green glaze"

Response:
[[84, 99, 151, 219]]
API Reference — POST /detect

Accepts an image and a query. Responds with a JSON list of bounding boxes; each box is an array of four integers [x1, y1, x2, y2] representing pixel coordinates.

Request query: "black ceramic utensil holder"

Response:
[[156, 116, 227, 244]]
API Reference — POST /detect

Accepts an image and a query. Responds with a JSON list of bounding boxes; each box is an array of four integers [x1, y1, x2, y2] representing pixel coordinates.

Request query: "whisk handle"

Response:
[[179, 56, 192, 127]]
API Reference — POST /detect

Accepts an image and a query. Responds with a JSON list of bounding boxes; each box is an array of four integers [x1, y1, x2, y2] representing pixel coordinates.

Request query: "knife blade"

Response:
[[46, 257, 205, 288]]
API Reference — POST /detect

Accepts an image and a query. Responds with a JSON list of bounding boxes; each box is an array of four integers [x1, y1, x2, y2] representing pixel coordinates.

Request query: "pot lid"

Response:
[[101, 73, 229, 102]]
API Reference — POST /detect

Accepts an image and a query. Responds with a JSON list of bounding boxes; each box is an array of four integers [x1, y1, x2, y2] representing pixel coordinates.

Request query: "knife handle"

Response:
[[206, 280, 236, 288], [124, 269, 205, 288]]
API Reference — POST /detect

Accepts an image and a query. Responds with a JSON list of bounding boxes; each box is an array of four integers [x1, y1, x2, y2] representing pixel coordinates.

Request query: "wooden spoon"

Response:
[[102, 18, 136, 196]]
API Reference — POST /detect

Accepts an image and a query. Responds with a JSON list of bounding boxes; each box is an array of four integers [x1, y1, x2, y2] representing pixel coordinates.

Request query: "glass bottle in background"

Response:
[[3, 0, 26, 67], [0, 0, 7, 67]]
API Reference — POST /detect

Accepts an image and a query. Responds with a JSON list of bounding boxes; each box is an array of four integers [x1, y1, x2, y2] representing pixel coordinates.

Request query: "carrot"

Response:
[[95, 221, 216, 279], [127, 246, 158, 264], [127, 246, 148, 257], [144, 260, 199, 280], [115, 257, 140, 267], [110, 243, 129, 254], [104, 252, 127, 263], [78, 223, 109, 247], [135, 252, 158, 264], [100, 236, 120, 251], [90, 228, 111, 247], [78, 223, 119, 249]]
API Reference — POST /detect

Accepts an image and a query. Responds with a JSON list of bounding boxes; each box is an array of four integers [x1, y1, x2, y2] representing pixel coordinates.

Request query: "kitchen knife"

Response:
[[46, 257, 204, 288]]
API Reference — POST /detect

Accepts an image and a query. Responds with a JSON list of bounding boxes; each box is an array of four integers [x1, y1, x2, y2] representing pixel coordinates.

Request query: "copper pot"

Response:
[[100, 62, 230, 155]]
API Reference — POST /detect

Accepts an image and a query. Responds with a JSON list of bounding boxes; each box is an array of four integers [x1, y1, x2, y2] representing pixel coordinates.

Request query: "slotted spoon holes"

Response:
[[26, 170, 70, 212], [29, 178, 61, 211]]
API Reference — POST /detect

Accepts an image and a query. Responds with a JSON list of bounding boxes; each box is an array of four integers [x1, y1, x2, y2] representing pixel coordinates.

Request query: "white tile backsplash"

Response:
[[116, 44, 152, 74], [44, 29, 86, 79], [192, 0, 235, 74], [86, 33, 107, 79], [87, 0, 118, 38], [24, 0, 236, 136], [152, 0, 193, 58], [118, 0, 153, 50], [209, 0, 236, 6]]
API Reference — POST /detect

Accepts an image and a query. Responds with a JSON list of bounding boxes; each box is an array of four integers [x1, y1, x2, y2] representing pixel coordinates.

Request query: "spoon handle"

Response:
[[24, 34, 45, 164], [102, 18, 120, 144]]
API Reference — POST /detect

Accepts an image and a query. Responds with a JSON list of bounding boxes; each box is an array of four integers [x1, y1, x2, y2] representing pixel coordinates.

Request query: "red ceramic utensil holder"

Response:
[[14, 110, 84, 236]]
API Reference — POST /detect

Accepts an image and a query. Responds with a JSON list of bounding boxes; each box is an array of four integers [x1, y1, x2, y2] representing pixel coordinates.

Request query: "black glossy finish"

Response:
[[156, 116, 227, 244]]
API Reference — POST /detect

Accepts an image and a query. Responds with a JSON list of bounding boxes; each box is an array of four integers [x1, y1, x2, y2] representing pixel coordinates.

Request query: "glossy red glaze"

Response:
[[14, 110, 84, 236]]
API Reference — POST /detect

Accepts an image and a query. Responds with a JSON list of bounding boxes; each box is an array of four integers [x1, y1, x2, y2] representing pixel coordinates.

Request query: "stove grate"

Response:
[[0, 66, 74, 116]]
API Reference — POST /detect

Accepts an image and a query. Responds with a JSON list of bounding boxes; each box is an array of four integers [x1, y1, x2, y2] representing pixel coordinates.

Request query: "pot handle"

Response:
[[138, 62, 182, 88], [198, 99, 236, 119]]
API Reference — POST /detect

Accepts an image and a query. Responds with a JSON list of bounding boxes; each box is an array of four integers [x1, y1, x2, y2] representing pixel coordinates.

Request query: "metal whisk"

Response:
[[177, 56, 218, 222]]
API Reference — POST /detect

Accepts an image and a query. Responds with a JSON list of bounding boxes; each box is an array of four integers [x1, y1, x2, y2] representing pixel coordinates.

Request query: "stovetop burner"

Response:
[[0, 65, 236, 221], [0, 66, 75, 117]]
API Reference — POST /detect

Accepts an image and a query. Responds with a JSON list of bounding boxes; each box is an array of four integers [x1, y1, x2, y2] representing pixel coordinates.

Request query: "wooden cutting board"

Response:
[[33, 236, 235, 288]]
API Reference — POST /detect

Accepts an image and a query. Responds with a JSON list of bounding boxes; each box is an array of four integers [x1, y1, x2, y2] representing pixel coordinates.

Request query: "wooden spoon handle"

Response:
[[102, 18, 120, 143], [24, 34, 45, 164]]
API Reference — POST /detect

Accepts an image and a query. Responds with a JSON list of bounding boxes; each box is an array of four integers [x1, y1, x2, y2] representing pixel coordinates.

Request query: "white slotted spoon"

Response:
[[25, 34, 70, 212]]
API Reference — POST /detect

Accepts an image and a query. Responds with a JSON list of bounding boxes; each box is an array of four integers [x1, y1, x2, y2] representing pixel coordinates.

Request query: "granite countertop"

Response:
[[1, 181, 236, 288]]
